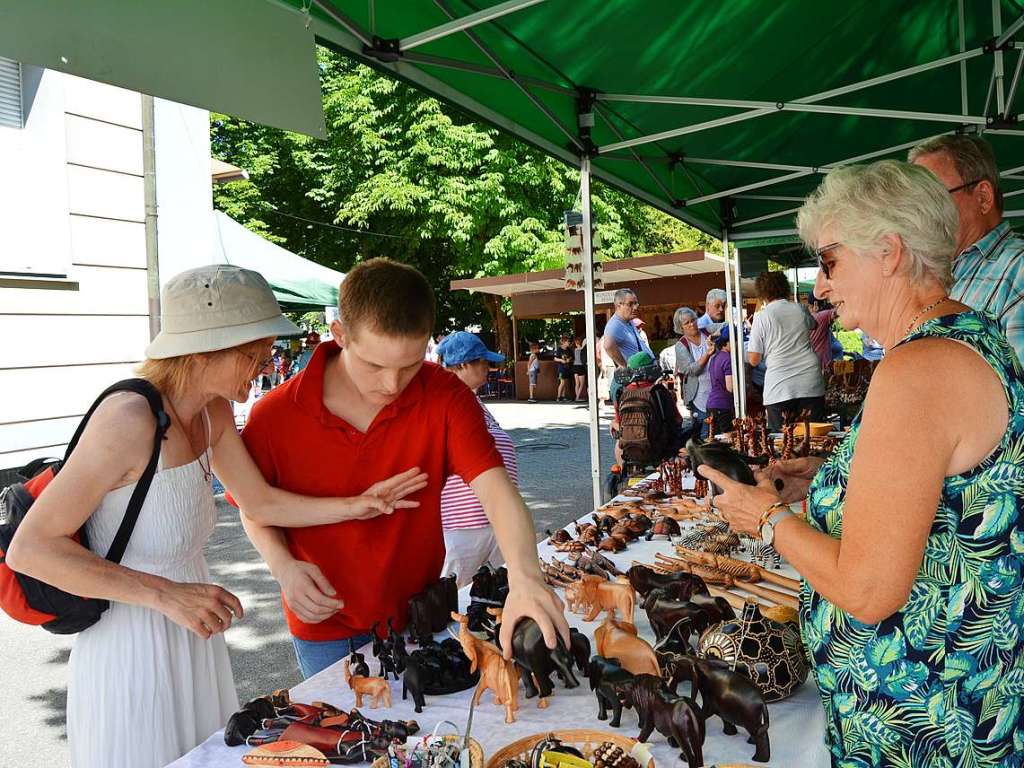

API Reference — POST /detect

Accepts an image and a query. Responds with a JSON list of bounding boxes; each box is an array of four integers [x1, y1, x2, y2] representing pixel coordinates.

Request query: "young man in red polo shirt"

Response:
[[238, 258, 569, 678]]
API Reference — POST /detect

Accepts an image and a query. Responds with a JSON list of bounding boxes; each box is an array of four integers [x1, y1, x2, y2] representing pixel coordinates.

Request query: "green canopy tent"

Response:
[[7, 0, 1024, 503]]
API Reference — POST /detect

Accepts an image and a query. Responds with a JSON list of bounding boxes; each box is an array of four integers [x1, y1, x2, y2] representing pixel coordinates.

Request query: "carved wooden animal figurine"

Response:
[[643, 592, 716, 646], [343, 660, 392, 709], [450, 611, 519, 723], [644, 515, 681, 541], [626, 674, 705, 768], [566, 574, 636, 622], [347, 639, 370, 678], [626, 565, 709, 601], [590, 655, 638, 728], [667, 656, 770, 763], [597, 534, 627, 553], [594, 613, 660, 677]]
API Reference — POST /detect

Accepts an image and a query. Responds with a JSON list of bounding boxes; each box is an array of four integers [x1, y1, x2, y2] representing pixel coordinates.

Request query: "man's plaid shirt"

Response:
[[952, 220, 1024, 364]]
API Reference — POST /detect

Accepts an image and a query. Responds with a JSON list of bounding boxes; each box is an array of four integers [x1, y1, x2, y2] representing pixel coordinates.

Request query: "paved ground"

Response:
[[1, 399, 615, 768]]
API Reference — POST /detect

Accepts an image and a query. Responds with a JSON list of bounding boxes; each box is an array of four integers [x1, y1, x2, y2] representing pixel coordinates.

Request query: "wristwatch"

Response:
[[760, 504, 794, 547]]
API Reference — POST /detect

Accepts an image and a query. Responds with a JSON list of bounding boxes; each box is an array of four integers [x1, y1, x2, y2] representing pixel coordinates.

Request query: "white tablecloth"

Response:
[[170, 488, 830, 768]]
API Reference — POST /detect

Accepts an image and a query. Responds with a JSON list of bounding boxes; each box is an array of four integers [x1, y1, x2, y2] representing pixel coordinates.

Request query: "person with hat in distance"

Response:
[[236, 258, 570, 678], [435, 332, 519, 587], [5, 265, 427, 768]]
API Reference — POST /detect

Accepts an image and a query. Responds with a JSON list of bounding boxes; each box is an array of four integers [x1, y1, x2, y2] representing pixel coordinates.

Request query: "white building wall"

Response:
[[0, 70, 213, 472]]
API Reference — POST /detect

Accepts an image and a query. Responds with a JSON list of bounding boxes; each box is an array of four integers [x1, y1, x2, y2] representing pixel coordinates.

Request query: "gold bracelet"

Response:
[[758, 501, 789, 531]]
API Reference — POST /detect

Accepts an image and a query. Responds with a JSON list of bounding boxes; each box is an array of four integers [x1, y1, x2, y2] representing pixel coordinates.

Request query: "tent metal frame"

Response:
[[303, 0, 1024, 500]]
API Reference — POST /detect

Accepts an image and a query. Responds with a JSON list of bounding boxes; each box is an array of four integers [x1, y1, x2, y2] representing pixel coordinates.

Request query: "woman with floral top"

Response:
[[701, 160, 1024, 767]]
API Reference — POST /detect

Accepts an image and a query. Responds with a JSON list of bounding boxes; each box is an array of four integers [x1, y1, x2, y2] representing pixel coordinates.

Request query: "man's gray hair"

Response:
[[613, 288, 637, 304], [908, 134, 1003, 211], [705, 288, 727, 305], [796, 159, 956, 288], [673, 307, 698, 335]]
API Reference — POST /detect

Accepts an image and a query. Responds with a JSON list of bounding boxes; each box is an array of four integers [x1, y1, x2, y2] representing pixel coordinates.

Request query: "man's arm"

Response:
[[469, 466, 569, 655]]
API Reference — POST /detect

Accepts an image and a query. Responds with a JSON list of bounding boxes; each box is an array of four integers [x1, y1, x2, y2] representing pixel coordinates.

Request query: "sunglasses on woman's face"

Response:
[[814, 242, 842, 279]]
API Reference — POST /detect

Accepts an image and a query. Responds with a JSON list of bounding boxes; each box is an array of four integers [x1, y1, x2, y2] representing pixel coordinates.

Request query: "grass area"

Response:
[[834, 329, 863, 355]]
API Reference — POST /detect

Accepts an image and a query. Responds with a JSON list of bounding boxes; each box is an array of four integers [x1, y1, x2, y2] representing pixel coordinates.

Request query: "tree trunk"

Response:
[[481, 294, 513, 359]]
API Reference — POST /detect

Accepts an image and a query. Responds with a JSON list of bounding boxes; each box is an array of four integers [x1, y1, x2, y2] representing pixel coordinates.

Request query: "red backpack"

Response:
[[0, 379, 169, 634]]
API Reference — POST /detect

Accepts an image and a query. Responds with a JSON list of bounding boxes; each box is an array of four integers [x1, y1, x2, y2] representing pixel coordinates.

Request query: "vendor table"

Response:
[[170, 485, 830, 768]]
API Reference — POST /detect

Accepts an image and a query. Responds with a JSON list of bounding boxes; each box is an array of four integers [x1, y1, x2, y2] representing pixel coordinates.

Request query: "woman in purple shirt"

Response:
[[706, 326, 735, 435]]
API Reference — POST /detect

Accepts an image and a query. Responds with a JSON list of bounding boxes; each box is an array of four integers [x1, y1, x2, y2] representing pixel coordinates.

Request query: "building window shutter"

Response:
[[0, 57, 23, 129]]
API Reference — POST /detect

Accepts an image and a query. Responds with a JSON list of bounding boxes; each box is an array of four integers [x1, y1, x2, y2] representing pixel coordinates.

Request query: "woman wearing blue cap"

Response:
[[435, 332, 520, 586]]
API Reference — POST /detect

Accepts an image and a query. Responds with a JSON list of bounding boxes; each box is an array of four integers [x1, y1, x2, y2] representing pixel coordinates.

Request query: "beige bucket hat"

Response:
[[145, 265, 300, 359]]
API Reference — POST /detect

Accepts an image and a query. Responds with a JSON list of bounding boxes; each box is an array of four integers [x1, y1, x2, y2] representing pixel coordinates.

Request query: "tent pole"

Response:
[[143, 94, 160, 340], [960, 0, 969, 114], [733, 244, 747, 418], [580, 155, 603, 508], [996, 0, 1007, 114], [720, 228, 740, 419], [511, 312, 519, 370]]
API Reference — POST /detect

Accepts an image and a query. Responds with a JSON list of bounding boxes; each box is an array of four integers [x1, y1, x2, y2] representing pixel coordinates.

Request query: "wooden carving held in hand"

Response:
[[565, 574, 636, 622], [343, 660, 392, 709], [594, 612, 660, 677], [450, 611, 519, 723]]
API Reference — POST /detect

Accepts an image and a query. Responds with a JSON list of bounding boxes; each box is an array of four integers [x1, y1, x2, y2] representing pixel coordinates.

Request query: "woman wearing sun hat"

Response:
[[6, 265, 428, 768], [436, 331, 519, 586]]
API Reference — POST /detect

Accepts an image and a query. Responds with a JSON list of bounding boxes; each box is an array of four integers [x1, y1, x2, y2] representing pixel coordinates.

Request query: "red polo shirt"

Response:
[[234, 341, 503, 641]]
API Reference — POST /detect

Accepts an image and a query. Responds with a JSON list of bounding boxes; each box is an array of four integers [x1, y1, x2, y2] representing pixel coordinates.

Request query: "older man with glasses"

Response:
[[602, 287, 653, 368], [910, 134, 1024, 361]]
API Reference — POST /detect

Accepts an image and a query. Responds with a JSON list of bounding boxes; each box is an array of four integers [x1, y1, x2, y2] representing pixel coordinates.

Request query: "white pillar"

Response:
[[720, 227, 741, 419], [581, 156, 603, 508]]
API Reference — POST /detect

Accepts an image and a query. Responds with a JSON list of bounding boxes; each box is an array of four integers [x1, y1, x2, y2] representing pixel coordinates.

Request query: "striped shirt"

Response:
[[952, 221, 1024, 364], [440, 399, 518, 529]]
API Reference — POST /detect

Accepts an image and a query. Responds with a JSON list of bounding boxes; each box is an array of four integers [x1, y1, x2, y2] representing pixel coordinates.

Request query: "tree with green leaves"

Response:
[[211, 48, 717, 354]]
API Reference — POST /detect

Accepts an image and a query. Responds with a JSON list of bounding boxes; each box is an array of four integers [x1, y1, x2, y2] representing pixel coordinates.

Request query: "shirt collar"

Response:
[[293, 341, 426, 427], [960, 220, 1012, 262]]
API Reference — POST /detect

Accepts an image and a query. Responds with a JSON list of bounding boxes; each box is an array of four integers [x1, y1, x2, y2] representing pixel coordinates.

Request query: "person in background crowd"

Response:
[[704, 159, 1024, 765], [555, 335, 573, 402], [277, 349, 292, 382], [269, 346, 283, 387], [293, 331, 320, 374], [808, 296, 838, 373], [706, 325, 735, 434], [673, 306, 715, 439], [572, 336, 588, 402], [910, 134, 1024, 362], [860, 331, 885, 361], [527, 342, 540, 403], [748, 271, 825, 431], [698, 287, 728, 332], [436, 332, 519, 587], [602, 288, 653, 367], [235, 258, 568, 679], [425, 334, 439, 363], [5, 265, 426, 768]]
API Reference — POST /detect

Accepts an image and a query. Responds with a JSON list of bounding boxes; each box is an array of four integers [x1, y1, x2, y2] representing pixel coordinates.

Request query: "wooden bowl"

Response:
[[372, 736, 483, 768], [485, 730, 654, 768]]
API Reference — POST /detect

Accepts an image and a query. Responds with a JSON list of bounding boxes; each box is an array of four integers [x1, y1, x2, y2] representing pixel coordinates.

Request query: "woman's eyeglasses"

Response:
[[813, 242, 842, 279], [235, 349, 273, 371]]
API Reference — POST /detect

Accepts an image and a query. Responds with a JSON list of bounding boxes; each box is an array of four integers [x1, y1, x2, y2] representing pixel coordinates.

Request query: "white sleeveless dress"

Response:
[[66, 411, 238, 768]]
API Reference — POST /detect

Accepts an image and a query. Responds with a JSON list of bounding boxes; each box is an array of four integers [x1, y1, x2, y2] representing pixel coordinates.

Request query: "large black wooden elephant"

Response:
[[501, 618, 579, 700]]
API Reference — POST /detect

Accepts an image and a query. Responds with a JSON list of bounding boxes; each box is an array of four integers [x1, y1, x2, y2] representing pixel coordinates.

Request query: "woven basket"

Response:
[[371, 736, 484, 768], [484, 730, 655, 768]]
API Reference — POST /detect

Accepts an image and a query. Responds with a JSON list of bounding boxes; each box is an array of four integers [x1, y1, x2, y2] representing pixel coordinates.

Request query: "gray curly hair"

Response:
[[796, 160, 956, 288], [673, 307, 698, 335]]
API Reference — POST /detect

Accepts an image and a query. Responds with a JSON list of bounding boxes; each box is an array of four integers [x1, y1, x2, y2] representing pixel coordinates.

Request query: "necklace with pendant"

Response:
[[165, 399, 213, 482], [905, 296, 951, 336]]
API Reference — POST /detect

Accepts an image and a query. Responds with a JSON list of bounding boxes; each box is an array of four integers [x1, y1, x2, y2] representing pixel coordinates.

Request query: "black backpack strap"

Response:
[[61, 379, 171, 564]]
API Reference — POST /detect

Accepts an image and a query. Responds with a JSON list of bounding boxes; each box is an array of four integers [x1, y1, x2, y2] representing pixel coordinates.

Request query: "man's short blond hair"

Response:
[[339, 258, 435, 338]]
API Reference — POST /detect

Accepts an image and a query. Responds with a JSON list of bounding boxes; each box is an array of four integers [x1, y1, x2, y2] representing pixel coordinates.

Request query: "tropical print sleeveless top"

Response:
[[800, 311, 1024, 767]]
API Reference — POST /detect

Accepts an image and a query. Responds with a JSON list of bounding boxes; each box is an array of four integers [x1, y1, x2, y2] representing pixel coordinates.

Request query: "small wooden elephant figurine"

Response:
[[625, 674, 705, 768], [343, 660, 391, 709], [668, 656, 770, 763]]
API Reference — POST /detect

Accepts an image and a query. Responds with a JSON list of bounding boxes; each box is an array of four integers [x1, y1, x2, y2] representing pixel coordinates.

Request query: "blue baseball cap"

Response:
[[436, 332, 506, 367]]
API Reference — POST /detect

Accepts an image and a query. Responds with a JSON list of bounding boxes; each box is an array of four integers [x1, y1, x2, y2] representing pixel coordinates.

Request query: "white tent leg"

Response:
[[721, 227, 740, 419], [733, 245, 748, 418], [581, 155, 603, 508]]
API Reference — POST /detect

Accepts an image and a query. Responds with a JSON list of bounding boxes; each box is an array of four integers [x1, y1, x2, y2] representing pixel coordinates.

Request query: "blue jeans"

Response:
[[292, 632, 373, 679], [688, 406, 709, 440]]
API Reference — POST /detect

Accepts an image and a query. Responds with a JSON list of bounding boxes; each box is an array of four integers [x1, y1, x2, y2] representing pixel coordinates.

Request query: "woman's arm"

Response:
[[5, 394, 242, 637], [704, 337, 1007, 623], [725, 374, 733, 393], [209, 400, 426, 527]]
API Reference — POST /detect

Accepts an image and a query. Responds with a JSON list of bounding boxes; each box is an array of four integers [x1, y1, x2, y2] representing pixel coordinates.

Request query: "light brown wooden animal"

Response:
[[593, 613, 660, 677], [566, 574, 635, 622], [342, 660, 391, 709], [451, 611, 520, 723]]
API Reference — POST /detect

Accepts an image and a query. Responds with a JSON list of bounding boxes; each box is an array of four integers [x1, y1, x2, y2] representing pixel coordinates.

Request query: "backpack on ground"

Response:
[[617, 380, 677, 465], [0, 379, 170, 634]]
